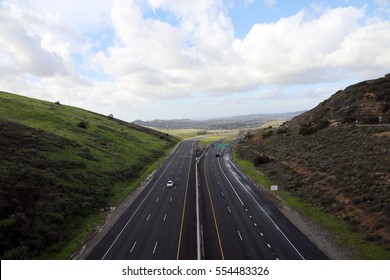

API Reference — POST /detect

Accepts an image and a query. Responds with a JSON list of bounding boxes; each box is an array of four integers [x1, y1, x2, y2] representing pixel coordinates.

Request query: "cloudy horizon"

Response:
[[1, 0, 389, 121]]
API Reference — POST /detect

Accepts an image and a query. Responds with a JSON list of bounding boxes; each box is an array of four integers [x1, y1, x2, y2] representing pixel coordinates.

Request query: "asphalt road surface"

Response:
[[86, 139, 197, 260], [87, 138, 327, 260], [197, 141, 328, 260]]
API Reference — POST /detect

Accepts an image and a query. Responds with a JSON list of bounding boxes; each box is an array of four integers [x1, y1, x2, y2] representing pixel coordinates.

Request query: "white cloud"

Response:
[[1, 1, 390, 120], [264, 0, 277, 8], [234, 6, 390, 85], [0, 3, 72, 77], [8, 0, 114, 33], [374, 0, 390, 6], [93, 0, 240, 99], [244, 0, 255, 8], [324, 19, 390, 75]]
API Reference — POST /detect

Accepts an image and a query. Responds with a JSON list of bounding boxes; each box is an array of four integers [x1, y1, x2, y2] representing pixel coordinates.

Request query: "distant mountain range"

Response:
[[133, 112, 304, 130]]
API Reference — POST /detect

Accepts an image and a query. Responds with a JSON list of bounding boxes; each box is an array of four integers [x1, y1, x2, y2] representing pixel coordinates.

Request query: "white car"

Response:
[[166, 180, 174, 188]]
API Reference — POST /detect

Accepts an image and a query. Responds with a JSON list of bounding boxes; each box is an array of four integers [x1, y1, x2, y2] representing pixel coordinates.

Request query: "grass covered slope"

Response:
[[0, 92, 178, 259]]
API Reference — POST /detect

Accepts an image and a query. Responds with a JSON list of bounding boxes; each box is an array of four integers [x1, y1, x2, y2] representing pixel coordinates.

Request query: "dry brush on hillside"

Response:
[[236, 124, 390, 251]]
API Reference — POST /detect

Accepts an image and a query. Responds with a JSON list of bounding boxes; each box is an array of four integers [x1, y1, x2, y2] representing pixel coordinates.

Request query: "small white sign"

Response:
[[271, 185, 278, 191]]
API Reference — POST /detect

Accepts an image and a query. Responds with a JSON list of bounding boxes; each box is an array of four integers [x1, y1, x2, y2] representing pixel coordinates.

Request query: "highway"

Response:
[[86, 139, 198, 260], [197, 141, 328, 260], [87, 137, 327, 260]]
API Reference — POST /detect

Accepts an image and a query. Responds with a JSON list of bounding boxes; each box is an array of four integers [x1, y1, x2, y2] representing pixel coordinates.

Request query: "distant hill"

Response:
[[133, 112, 303, 130], [288, 74, 390, 128], [0, 92, 177, 259]]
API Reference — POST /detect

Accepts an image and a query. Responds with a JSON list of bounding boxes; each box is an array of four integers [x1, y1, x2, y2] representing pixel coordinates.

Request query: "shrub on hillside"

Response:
[[299, 119, 330, 135], [276, 126, 288, 135], [359, 116, 380, 125], [262, 130, 274, 138], [342, 116, 357, 124], [244, 132, 253, 140], [253, 154, 272, 166], [77, 120, 89, 129]]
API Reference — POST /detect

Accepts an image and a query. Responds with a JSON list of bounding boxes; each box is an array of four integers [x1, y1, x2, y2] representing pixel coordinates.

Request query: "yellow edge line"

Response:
[[176, 142, 193, 260], [204, 153, 225, 260]]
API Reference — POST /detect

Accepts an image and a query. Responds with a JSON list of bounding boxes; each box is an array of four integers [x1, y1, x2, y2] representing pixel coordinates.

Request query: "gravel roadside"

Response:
[[253, 184, 355, 260]]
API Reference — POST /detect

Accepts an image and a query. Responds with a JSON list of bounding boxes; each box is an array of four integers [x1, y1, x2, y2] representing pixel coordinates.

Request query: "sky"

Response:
[[0, 0, 389, 121]]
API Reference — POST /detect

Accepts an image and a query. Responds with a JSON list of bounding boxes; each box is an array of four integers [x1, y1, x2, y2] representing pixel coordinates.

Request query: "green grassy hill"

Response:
[[0, 91, 178, 259]]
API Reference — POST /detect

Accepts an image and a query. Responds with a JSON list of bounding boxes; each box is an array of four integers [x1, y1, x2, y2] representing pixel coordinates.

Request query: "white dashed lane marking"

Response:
[[130, 241, 137, 253], [237, 230, 243, 241], [152, 242, 158, 254]]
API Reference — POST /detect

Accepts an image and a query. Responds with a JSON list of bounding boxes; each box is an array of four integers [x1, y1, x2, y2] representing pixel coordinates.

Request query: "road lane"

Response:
[[197, 149, 224, 260], [87, 136, 327, 260], [86, 140, 197, 260], [220, 150, 328, 259], [199, 141, 328, 259]]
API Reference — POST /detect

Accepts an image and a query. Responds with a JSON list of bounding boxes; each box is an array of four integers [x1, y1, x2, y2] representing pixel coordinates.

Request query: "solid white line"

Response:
[[146, 214, 151, 222], [217, 159, 245, 206], [225, 157, 306, 260], [195, 151, 201, 260], [99, 142, 184, 260], [130, 241, 137, 253], [153, 242, 158, 254], [237, 230, 243, 241]]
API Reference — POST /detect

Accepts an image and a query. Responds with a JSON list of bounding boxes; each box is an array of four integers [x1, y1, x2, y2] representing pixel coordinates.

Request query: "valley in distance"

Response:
[[0, 74, 389, 259], [135, 74, 390, 259]]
